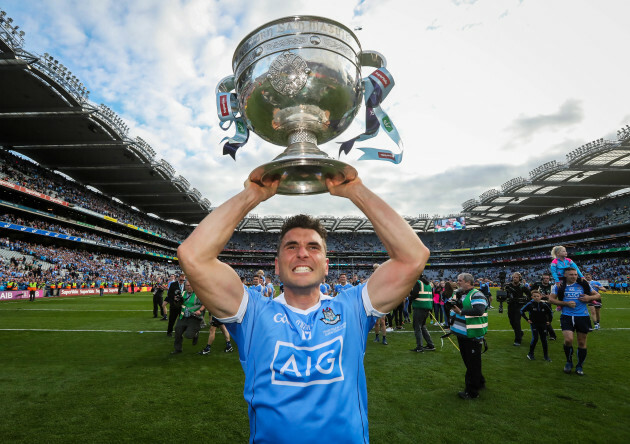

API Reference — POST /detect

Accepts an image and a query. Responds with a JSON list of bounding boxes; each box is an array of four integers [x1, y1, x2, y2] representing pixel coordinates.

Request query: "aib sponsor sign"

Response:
[[0, 290, 43, 301]]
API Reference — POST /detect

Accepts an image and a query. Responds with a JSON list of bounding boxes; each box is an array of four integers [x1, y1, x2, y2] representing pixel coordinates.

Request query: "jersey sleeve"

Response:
[[550, 261, 559, 282], [217, 288, 260, 363]]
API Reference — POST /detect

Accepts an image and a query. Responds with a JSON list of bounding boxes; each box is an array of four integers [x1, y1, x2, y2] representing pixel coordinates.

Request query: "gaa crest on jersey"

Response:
[[320, 307, 341, 325]]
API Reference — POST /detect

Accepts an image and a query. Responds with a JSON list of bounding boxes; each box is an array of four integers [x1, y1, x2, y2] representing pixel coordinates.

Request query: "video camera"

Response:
[[173, 289, 183, 304], [444, 294, 464, 313], [495, 290, 508, 302]]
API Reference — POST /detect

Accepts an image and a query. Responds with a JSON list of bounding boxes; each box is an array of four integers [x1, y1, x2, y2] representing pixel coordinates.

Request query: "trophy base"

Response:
[[249, 141, 357, 195]]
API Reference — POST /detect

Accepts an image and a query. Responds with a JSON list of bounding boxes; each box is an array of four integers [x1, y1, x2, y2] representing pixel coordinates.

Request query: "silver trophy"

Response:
[[217, 16, 386, 195]]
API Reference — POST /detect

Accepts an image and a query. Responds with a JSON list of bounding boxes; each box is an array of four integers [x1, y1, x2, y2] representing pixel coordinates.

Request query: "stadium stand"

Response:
[[0, 11, 628, 295]]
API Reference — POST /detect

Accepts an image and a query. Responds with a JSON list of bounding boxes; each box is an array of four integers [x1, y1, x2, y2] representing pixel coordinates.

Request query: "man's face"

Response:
[[178, 274, 185, 283], [252, 276, 259, 285], [275, 228, 328, 290], [565, 269, 578, 285], [457, 276, 473, 291], [584, 274, 592, 282], [339, 274, 347, 285], [542, 275, 550, 284], [512, 273, 520, 283]]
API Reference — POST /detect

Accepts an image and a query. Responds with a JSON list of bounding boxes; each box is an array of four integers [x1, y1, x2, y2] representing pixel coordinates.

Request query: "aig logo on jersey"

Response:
[[271, 336, 344, 386]]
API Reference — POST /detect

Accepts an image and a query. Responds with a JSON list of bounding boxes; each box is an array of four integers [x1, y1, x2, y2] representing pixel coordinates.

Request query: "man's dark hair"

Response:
[[277, 214, 327, 254]]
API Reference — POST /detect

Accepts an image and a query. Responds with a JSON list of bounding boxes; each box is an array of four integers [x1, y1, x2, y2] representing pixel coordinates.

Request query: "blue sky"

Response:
[[3, 0, 630, 220]]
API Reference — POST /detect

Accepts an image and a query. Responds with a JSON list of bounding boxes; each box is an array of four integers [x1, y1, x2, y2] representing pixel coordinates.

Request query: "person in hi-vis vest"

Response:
[[449, 273, 489, 400], [409, 274, 436, 352], [28, 280, 38, 301]]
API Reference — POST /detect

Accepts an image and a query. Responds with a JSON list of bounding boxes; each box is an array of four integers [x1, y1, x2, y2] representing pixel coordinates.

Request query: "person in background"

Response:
[[409, 274, 436, 352], [449, 273, 488, 400], [584, 273, 603, 330], [549, 268, 600, 376], [171, 280, 204, 354], [520, 289, 553, 362]]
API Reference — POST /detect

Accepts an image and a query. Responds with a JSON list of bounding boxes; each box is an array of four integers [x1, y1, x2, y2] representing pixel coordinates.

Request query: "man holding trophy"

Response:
[[178, 16, 426, 442]]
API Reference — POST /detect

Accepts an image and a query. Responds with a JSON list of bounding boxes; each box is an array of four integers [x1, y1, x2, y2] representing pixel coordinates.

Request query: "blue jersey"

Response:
[[221, 283, 383, 443], [266, 283, 275, 297], [552, 282, 593, 316], [334, 283, 354, 295], [319, 283, 329, 295], [589, 280, 602, 292], [249, 284, 265, 296]]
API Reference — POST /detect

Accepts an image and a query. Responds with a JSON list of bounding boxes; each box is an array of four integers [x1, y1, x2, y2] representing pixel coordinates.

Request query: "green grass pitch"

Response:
[[1, 291, 629, 443]]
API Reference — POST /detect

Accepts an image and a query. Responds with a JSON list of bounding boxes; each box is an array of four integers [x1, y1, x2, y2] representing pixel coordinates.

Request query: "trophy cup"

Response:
[[217, 16, 387, 195]]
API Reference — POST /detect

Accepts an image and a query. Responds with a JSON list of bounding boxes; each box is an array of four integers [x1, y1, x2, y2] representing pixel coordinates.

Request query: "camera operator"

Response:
[[171, 280, 205, 354], [448, 273, 488, 400], [504, 272, 531, 346], [165, 273, 185, 337], [531, 272, 557, 340]]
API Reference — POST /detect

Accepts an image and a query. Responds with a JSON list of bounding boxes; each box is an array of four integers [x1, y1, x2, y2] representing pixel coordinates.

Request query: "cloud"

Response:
[[505, 99, 584, 145], [5, 0, 630, 221], [426, 19, 441, 31]]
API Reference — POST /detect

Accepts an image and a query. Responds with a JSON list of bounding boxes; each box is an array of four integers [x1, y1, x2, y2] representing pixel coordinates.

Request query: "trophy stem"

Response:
[[249, 129, 357, 195], [274, 130, 326, 161]]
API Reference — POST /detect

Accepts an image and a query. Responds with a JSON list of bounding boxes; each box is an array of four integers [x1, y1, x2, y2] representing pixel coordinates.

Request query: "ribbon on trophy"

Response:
[[338, 68, 404, 164], [216, 91, 249, 160]]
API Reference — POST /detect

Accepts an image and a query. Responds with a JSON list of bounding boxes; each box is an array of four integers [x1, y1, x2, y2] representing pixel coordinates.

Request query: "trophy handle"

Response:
[[359, 51, 387, 68], [216, 75, 236, 94]]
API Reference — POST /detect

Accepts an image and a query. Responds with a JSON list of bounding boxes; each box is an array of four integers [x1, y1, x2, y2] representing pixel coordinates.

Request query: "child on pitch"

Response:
[[520, 289, 553, 361], [550, 245, 584, 285], [550, 245, 584, 311]]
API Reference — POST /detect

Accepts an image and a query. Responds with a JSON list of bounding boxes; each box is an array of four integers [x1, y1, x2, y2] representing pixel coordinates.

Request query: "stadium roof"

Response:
[[0, 17, 210, 225], [2, 13, 629, 232], [462, 134, 630, 225]]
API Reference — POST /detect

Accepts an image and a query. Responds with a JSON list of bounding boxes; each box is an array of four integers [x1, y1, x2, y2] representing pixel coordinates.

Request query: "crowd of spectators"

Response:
[[0, 150, 189, 242], [0, 237, 180, 289], [1, 147, 628, 295], [1, 212, 176, 257]]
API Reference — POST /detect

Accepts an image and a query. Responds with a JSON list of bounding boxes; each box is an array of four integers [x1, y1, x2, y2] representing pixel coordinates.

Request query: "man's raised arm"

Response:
[[177, 181, 278, 318], [327, 177, 430, 313]]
